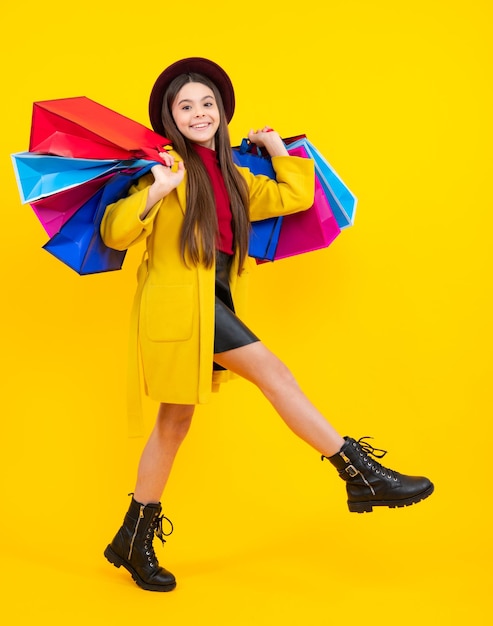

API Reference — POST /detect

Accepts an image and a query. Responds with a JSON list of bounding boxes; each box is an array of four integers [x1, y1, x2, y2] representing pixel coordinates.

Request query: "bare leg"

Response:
[[214, 342, 345, 457], [133, 403, 195, 504]]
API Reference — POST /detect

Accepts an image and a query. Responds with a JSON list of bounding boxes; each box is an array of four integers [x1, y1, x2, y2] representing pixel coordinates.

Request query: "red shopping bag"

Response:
[[29, 96, 171, 161]]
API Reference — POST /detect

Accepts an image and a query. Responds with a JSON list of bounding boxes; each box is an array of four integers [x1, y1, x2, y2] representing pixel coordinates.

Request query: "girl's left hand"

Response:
[[248, 127, 288, 157]]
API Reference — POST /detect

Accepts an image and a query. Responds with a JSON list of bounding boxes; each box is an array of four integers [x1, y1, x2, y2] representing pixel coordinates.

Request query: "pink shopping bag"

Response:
[[273, 144, 341, 259]]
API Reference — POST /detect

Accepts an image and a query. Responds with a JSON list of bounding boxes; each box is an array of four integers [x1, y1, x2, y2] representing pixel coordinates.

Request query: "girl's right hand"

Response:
[[150, 151, 186, 198], [140, 152, 186, 219]]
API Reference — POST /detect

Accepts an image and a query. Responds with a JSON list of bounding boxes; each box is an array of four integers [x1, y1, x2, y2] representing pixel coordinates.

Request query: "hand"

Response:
[[150, 151, 186, 199], [248, 127, 288, 157], [248, 126, 275, 147], [140, 151, 186, 219]]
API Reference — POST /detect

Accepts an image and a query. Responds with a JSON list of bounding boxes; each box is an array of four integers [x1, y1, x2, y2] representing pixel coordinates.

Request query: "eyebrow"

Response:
[[176, 95, 215, 106]]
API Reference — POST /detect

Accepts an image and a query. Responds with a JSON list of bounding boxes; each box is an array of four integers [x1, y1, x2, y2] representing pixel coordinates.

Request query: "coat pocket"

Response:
[[144, 283, 194, 342]]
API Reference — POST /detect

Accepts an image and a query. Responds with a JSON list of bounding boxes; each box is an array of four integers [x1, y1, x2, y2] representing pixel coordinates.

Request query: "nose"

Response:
[[194, 105, 209, 117]]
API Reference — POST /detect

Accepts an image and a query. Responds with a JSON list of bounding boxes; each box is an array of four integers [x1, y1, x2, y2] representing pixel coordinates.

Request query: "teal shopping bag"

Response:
[[284, 136, 357, 229]]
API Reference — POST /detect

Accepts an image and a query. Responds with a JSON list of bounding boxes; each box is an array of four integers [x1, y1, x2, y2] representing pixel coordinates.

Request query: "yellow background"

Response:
[[1, 0, 491, 623]]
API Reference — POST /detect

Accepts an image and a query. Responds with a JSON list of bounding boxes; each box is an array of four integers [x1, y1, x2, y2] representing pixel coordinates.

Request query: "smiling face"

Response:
[[171, 82, 220, 149]]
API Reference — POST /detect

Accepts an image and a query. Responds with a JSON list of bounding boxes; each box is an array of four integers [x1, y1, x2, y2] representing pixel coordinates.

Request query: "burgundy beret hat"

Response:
[[148, 57, 235, 135]]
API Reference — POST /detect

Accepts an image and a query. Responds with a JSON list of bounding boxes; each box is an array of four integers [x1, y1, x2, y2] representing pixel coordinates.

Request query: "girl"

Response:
[[101, 57, 433, 592]]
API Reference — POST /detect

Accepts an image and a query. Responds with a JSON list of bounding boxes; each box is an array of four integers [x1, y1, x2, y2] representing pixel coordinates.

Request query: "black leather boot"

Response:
[[323, 436, 434, 513], [104, 497, 176, 591]]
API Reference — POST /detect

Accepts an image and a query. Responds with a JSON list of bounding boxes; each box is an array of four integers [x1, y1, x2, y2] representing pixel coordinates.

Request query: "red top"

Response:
[[192, 144, 234, 255]]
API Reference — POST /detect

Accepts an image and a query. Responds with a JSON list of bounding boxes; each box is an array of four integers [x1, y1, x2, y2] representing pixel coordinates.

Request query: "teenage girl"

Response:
[[100, 57, 433, 592]]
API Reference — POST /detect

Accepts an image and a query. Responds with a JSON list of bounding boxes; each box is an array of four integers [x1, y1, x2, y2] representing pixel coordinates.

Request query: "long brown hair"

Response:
[[160, 73, 250, 272]]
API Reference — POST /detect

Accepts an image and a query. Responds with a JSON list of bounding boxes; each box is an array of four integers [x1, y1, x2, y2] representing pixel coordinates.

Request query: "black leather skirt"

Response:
[[213, 251, 259, 367]]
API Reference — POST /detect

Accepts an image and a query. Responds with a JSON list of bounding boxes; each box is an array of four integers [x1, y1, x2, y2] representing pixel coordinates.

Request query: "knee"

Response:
[[156, 403, 194, 439], [259, 355, 299, 395]]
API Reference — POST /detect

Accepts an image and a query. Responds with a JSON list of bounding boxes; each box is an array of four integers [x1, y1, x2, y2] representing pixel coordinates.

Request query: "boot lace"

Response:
[[356, 437, 398, 481], [144, 514, 174, 569], [154, 514, 174, 546]]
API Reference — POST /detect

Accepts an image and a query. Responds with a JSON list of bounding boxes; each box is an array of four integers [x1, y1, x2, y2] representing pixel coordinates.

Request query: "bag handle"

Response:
[[238, 132, 306, 157], [238, 137, 261, 156]]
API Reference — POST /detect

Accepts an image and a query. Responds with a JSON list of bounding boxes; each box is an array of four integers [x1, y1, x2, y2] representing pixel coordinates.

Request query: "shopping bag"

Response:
[[248, 213, 284, 261], [43, 163, 155, 275], [11, 152, 149, 203], [232, 138, 341, 261], [29, 173, 114, 237], [29, 96, 171, 161], [276, 144, 340, 258], [284, 135, 357, 228], [232, 139, 283, 261]]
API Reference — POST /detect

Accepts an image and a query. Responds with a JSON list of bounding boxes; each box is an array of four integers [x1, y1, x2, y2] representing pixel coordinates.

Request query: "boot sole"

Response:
[[347, 483, 434, 513], [104, 545, 177, 592]]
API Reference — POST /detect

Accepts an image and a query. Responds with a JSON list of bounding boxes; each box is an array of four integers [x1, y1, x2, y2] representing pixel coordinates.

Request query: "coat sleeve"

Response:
[[240, 155, 315, 222], [100, 173, 162, 251]]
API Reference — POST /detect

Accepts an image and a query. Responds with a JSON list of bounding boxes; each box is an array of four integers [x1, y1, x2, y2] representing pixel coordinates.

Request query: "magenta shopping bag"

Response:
[[29, 174, 114, 237], [233, 138, 342, 261], [275, 144, 341, 259]]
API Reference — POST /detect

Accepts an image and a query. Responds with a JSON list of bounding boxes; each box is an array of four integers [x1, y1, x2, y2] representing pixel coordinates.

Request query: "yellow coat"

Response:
[[100, 149, 314, 431]]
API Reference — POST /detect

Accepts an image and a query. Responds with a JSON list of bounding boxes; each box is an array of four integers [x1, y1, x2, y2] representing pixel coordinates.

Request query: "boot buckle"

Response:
[[345, 464, 359, 478]]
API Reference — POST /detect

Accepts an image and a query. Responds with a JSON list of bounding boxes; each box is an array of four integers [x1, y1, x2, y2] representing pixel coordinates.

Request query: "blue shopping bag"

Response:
[[43, 163, 155, 274], [232, 139, 283, 261], [11, 152, 152, 204], [247, 213, 284, 261]]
